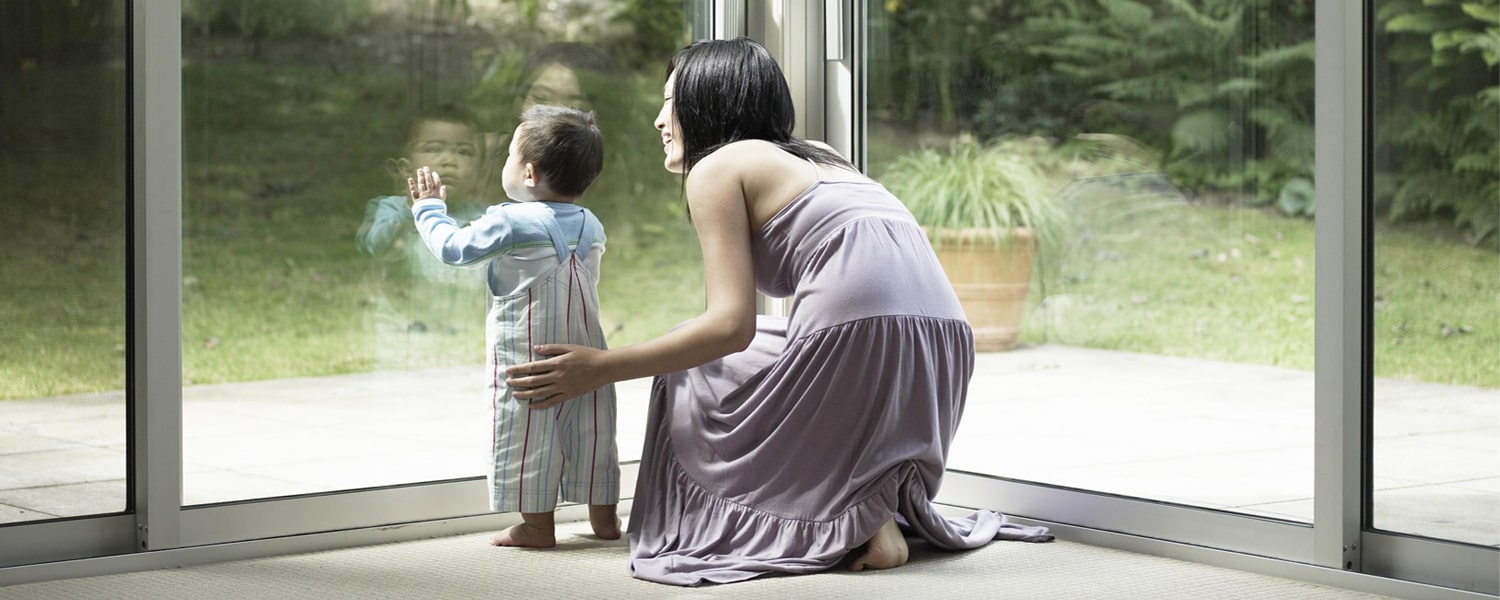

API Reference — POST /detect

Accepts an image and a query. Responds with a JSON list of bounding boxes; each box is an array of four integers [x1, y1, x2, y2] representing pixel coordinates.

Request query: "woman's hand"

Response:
[[505, 344, 609, 410]]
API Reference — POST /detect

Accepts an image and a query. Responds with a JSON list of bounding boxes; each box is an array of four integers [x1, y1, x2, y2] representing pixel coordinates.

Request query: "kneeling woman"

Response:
[[505, 37, 1052, 586]]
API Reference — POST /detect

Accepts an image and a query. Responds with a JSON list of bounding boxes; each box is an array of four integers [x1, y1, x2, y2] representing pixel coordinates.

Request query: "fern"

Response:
[[1375, 0, 1499, 242]]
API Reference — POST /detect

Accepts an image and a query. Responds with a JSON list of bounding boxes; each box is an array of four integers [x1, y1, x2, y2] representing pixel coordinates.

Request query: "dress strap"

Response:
[[806, 157, 822, 183]]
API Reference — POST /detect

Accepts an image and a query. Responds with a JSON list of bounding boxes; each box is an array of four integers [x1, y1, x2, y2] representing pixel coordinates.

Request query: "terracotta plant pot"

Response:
[[927, 227, 1035, 352]]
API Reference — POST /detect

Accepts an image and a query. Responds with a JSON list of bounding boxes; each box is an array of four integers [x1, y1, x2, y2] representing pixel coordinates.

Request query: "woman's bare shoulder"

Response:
[[708, 139, 786, 164], [689, 140, 787, 181], [805, 138, 842, 156]]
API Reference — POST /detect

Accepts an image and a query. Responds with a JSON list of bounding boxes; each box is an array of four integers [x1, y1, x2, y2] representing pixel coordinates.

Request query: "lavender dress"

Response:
[[627, 165, 1052, 586]]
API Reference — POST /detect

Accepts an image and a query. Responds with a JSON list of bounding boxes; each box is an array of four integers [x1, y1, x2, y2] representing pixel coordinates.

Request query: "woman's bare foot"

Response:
[[588, 504, 621, 540], [849, 518, 909, 572], [491, 512, 556, 548]]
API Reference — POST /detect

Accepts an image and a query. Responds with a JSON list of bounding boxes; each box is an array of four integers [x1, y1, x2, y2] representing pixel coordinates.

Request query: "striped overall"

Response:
[[486, 203, 619, 513]]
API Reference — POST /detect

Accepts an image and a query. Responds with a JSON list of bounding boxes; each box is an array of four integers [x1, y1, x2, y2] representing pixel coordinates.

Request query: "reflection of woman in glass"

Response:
[[479, 42, 619, 200], [505, 38, 1052, 586], [515, 42, 615, 112], [356, 104, 489, 366]]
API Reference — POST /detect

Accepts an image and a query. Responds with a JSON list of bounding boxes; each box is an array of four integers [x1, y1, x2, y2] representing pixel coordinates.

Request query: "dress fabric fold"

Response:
[[627, 179, 1052, 586]]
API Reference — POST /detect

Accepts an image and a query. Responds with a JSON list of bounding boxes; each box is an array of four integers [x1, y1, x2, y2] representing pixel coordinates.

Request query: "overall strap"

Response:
[[572, 207, 597, 255], [510, 201, 593, 260], [532, 203, 575, 260]]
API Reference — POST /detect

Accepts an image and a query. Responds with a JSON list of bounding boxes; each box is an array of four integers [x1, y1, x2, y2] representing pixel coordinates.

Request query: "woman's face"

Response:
[[522, 63, 586, 112], [654, 72, 685, 174]]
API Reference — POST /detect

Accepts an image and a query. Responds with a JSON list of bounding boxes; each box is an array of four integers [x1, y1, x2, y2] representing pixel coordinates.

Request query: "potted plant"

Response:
[[879, 136, 1064, 352]]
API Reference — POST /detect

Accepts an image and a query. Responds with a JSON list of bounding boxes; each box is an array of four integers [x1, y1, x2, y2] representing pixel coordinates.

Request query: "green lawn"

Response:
[[1022, 186, 1497, 387], [1023, 190, 1319, 370], [1, 62, 1494, 400]]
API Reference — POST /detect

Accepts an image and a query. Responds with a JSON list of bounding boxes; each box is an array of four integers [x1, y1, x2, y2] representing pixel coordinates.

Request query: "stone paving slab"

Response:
[[0, 345, 1494, 546]]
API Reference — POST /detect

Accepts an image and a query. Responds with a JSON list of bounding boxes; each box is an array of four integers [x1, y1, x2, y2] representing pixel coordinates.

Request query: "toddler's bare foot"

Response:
[[491, 515, 556, 548], [588, 504, 621, 540], [849, 517, 909, 572]]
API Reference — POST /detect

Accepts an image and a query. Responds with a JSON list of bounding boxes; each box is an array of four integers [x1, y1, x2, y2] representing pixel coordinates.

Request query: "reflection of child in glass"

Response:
[[408, 105, 619, 547], [356, 105, 488, 350]]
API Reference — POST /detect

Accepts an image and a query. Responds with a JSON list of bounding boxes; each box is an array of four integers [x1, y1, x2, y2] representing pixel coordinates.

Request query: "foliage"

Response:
[[183, 0, 376, 41], [872, 0, 1089, 140], [462, 0, 683, 72], [171, 60, 698, 389], [1275, 176, 1315, 217], [2, 1, 1496, 400], [7, 60, 1494, 397], [0, 1, 123, 72], [1373, 0, 1500, 243], [879, 136, 1067, 247], [610, 0, 692, 71], [880, 0, 1492, 240], [1020, 0, 1315, 212]]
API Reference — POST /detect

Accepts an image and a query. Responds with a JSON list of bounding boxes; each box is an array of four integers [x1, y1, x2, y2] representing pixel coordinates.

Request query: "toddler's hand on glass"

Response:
[[406, 166, 446, 204]]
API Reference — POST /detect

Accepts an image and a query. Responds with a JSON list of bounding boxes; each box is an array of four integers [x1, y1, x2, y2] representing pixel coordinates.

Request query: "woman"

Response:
[[505, 37, 1051, 586]]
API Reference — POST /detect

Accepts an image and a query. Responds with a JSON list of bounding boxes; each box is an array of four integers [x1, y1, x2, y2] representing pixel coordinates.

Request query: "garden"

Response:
[[0, 0, 1494, 400]]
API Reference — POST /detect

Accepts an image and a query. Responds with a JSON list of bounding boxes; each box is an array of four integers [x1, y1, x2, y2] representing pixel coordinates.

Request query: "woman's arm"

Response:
[[506, 148, 761, 405]]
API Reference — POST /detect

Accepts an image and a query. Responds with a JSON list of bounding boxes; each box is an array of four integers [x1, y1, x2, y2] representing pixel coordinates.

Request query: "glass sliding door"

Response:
[[179, 0, 701, 506], [1, 0, 713, 574], [1368, 0, 1499, 549], [0, 0, 129, 525], [865, 1, 1317, 522]]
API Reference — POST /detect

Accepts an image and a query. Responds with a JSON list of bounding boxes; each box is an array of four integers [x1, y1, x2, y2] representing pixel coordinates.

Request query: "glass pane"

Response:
[[181, 1, 699, 504], [1370, 0, 1499, 547], [0, 1, 129, 523], [867, 1, 1316, 519]]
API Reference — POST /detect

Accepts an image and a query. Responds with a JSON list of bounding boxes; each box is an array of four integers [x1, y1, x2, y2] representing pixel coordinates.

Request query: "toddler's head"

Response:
[[392, 105, 483, 200], [501, 105, 604, 203]]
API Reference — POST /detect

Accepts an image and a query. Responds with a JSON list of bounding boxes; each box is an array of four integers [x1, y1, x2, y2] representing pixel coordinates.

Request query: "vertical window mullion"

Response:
[[129, 0, 183, 552], [1312, 0, 1365, 573]]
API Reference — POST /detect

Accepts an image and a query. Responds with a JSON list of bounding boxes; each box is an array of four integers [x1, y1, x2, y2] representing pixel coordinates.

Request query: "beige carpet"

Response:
[[0, 520, 1398, 600]]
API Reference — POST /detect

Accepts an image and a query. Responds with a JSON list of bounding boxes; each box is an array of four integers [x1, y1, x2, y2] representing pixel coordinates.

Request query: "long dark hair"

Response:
[[667, 37, 855, 174]]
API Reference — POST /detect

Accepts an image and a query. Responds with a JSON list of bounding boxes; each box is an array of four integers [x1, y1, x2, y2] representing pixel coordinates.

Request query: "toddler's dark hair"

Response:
[[515, 104, 604, 198]]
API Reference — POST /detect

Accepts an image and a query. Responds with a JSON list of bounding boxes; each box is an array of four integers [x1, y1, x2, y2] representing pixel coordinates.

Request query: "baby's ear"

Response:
[[524, 162, 541, 188], [387, 157, 413, 181]]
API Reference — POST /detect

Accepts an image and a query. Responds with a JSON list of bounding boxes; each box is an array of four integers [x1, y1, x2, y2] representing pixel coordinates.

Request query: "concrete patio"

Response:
[[1, 344, 1495, 547]]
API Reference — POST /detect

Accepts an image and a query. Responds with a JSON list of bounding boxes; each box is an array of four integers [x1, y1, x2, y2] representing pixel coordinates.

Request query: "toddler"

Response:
[[408, 105, 618, 547]]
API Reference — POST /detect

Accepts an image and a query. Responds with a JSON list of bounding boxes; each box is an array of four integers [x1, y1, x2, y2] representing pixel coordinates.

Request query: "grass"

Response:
[[1035, 183, 1497, 387], [1, 61, 1494, 400], [1017, 165, 1497, 388], [871, 128, 1498, 389], [0, 65, 130, 399], [1023, 181, 1319, 369], [173, 61, 705, 384], [1370, 224, 1499, 386]]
